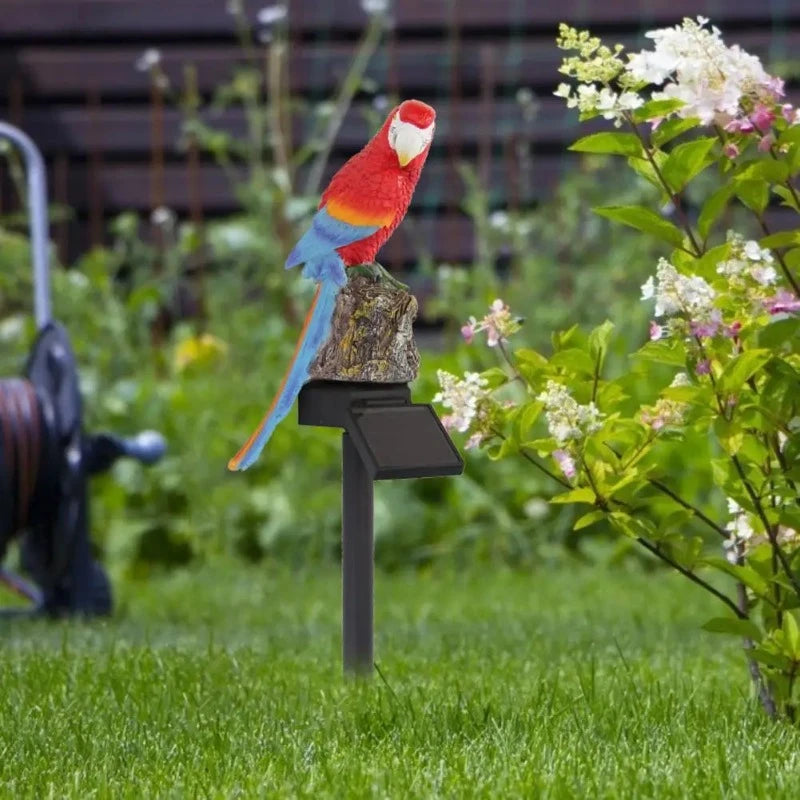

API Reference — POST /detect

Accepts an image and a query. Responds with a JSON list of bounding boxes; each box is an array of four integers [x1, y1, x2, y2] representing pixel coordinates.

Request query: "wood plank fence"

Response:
[[0, 0, 797, 268]]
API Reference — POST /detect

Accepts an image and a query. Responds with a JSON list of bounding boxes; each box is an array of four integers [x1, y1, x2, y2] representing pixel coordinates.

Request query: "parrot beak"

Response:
[[394, 122, 428, 168]]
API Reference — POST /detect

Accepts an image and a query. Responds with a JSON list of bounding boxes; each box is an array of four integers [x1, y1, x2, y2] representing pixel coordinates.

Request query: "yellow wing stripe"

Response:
[[326, 197, 394, 228]]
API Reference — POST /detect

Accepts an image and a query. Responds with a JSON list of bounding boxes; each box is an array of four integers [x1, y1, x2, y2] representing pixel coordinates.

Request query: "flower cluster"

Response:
[[554, 83, 642, 125], [626, 17, 778, 126], [555, 25, 641, 125], [641, 258, 716, 319], [536, 380, 603, 446], [433, 371, 492, 449], [716, 232, 778, 288], [461, 299, 520, 347], [556, 24, 629, 85], [723, 499, 800, 563], [556, 17, 796, 141], [639, 397, 687, 432]]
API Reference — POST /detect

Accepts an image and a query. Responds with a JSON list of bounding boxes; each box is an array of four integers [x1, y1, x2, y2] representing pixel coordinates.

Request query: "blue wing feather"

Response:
[[285, 206, 378, 269], [228, 265, 342, 471]]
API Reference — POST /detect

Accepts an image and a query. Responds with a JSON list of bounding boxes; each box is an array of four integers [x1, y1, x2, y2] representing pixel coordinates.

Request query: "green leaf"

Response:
[[751, 648, 792, 670], [608, 511, 656, 539], [573, 510, 605, 530], [627, 154, 667, 194], [661, 137, 716, 192], [588, 320, 615, 364], [634, 340, 687, 367], [515, 348, 549, 370], [759, 230, 800, 249], [773, 185, 800, 213], [734, 160, 790, 184], [703, 557, 770, 597], [549, 347, 597, 377], [757, 316, 800, 348], [551, 487, 596, 505], [569, 132, 643, 157], [481, 367, 510, 389], [697, 185, 733, 241], [783, 613, 800, 658], [631, 98, 686, 123], [593, 205, 686, 248], [778, 125, 800, 147], [714, 417, 744, 456], [734, 180, 770, 215], [652, 117, 700, 148], [717, 349, 772, 395], [486, 438, 517, 461], [517, 402, 543, 440], [702, 616, 763, 642]]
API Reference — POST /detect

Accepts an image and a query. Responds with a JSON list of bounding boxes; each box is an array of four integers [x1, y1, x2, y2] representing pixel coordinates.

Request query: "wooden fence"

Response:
[[0, 0, 797, 268]]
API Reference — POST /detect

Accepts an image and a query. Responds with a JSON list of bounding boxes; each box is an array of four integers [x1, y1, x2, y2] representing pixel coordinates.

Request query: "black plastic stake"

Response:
[[341, 432, 374, 675], [298, 380, 463, 676]]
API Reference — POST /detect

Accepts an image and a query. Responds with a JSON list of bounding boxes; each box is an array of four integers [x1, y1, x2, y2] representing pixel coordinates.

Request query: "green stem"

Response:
[[756, 213, 800, 296], [647, 479, 729, 540], [636, 537, 746, 619], [730, 454, 800, 599], [625, 112, 703, 257], [303, 14, 385, 196]]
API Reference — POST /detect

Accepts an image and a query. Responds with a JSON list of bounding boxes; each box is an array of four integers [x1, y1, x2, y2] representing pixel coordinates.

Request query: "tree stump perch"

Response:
[[309, 267, 420, 383]]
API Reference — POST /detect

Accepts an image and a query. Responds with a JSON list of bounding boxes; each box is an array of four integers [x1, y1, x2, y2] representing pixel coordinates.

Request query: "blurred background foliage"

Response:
[[0, 2, 779, 578]]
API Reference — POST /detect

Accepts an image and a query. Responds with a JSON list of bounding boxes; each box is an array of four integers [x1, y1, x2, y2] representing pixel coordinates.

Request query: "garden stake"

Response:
[[298, 381, 463, 675]]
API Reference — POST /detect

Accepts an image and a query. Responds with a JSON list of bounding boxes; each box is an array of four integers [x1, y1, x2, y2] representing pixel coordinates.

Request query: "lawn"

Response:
[[1, 562, 799, 799]]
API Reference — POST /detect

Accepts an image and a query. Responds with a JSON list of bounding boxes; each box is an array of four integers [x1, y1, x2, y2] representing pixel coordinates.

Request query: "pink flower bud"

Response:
[[782, 103, 796, 122], [750, 104, 775, 134], [766, 76, 785, 98], [553, 449, 577, 480], [724, 321, 742, 338], [766, 290, 800, 314], [649, 321, 663, 341], [724, 118, 753, 134], [758, 133, 775, 153], [722, 142, 739, 159], [696, 359, 711, 376], [460, 323, 475, 344]]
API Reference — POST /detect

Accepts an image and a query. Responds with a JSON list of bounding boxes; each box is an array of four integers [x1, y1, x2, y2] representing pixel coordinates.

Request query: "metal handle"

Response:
[[0, 121, 52, 329]]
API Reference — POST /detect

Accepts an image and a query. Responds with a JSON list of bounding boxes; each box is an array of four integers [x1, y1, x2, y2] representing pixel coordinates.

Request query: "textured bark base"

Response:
[[309, 268, 420, 383]]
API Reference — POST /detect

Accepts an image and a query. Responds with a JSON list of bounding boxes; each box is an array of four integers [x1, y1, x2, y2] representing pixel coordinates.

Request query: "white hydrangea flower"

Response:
[[135, 48, 162, 72], [537, 381, 603, 445], [433, 371, 489, 434], [489, 211, 510, 231], [642, 258, 715, 318], [670, 372, 691, 387], [257, 5, 288, 25], [717, 232, 778, 287], [361, 0, 389, 15], [150, 205, 176, 229], [625, 17, 773, 125]]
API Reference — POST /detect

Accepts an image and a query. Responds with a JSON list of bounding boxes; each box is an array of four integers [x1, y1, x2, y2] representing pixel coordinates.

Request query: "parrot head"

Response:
[[386, 100, 436, 168]]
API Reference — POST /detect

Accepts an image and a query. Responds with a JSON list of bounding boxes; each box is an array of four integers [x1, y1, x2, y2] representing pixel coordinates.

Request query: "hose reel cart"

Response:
[[0, 122, 165, 617]]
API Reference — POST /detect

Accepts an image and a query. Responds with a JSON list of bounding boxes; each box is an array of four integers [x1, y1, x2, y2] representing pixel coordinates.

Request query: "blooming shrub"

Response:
[[436, 18, 800, 721]]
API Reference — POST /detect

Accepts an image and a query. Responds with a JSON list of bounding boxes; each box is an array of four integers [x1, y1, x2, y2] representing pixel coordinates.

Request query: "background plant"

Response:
[[436, 17, 800, 721]]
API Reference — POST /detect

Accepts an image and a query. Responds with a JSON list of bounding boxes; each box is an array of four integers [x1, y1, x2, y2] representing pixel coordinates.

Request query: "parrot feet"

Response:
[[348, 262, 409, 291]]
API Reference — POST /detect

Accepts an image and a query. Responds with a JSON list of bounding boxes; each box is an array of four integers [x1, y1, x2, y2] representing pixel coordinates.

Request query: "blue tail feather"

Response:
[[228, 254, 345, 471]]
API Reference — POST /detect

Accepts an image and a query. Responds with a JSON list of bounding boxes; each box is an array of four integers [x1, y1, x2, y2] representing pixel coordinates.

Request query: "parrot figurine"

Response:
[[228, 99, 436, 471]]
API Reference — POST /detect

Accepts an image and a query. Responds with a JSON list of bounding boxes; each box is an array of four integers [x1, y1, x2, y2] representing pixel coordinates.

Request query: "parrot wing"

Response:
[[285, 205, 384, 269]]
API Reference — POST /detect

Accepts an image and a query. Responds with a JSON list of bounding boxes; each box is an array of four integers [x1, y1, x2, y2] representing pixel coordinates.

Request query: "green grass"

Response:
[[1, 563, 799, 798]]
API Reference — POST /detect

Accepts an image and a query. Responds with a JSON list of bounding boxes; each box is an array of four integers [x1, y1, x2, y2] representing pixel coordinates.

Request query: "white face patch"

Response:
[[388, 112, 435, 166]]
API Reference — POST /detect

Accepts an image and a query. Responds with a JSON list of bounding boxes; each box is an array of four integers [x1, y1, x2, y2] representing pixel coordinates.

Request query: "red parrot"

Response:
[[228, 99, 436, 470]]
